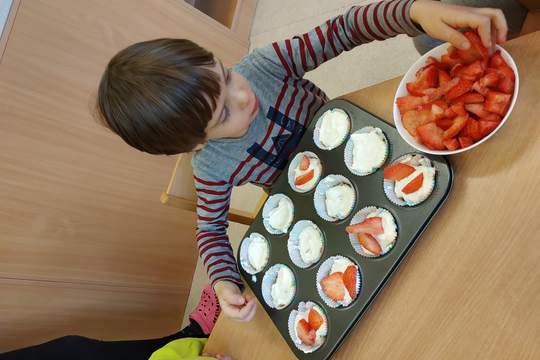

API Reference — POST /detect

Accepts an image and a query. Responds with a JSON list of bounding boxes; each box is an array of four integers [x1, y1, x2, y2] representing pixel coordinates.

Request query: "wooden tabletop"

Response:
[[205, 31, 540, 360]]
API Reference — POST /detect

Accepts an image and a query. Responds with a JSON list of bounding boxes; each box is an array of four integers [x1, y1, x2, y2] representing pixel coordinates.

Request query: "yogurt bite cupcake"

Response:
[[317, 256, 359, 308], [346, 207, 397, 257], [314, 108, 351, 150], [288, 152, 322, 192], [239, 233, 270, 274], [314, 175, 355, 221], [345, 126, 388, 176], [288, 221, 324, 268], [288, 302, 328, 353], [262, 194, 294, 234], [262, 264, 296, 310], [383, 154, 436, 206]]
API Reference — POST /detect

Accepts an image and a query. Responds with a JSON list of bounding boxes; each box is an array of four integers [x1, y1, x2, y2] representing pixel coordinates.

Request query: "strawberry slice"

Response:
[[417, 122, 445, 150], [308, 308, 324, 331], [294, 169, 314, 186], [299, 155, 310, 171], [454, 60, 486, 81], [343, 266, 358, 299], [443, 138, 460, 151], [396, 95, 427, 114], [383, 163, 415, 180], [296, 319, 316, 346], [464, 104, 502, 122], [445, 79, 473, 101], [489, 50, 509, 69], [443, 115, 469, 140], [345, 217, 384, 235], [456, 31, 488, 63], [402, 109, 433, 138], [453, 92, 484, 104], [450, 102, 466, 116], [478, 120, 500, 138], [484, 91, 511, 116], [357, 233, 382, 256], [440, 53, 462, 70], [436, 118, 454, 130], [460, 118, 482, 141], [458, 136, 473, 148], [438, 69, 451, 86], [402, 173, 424, 194], [320, 272, 345, 301]]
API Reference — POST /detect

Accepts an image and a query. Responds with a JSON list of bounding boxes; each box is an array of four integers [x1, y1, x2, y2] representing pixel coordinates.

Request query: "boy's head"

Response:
[[96, 38, 259, 155]]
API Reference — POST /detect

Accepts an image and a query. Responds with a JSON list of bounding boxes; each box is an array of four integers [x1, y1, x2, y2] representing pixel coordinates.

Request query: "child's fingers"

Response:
[[474, 8, 508, 44], [221, 289, 245, 306], [437, 22, 471, 50], [235, 298, 257, 322]]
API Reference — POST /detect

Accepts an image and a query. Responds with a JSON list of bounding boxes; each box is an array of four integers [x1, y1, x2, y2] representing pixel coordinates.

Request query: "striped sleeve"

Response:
[[253, 0, 423, 79], [194, 175, 243, 287]]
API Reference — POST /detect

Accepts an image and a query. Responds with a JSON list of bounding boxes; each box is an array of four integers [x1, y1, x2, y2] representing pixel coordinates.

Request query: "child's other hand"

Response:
[[214, 281, 257, 322], [201, 352, 234, 360], [410, 0, 507, 51]]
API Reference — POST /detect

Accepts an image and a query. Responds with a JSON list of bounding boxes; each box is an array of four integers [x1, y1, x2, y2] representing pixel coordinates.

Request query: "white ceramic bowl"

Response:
[[393, 43, 519, 155]]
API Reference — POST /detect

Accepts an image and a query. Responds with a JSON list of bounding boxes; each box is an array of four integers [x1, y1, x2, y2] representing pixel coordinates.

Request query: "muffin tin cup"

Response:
[[237, 99, 453, 360], [288, 151, 323, 193], [288, 302, 329, 354], [347, 207, 398, 258], [313, 175, 356, 222], [316, 256, 361, 309], [344, 126, 389, 176], [262, 194, 294, 234], [288, 220, 325, 269], [383, 154, 436, 207], [313, 108, 351, 151], [261, 264, 296, 310], [239, 232, 270, 275]]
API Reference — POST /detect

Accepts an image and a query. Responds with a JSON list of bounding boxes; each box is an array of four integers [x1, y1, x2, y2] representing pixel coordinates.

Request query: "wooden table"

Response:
[[205, 31, 540, 360]]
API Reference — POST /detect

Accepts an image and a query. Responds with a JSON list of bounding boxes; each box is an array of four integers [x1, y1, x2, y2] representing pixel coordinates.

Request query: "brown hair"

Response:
[[96, 38, 220, 154]]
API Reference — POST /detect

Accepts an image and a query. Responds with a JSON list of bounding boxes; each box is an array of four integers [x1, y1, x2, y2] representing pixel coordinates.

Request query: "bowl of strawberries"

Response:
[[394, 31, 519, 154]]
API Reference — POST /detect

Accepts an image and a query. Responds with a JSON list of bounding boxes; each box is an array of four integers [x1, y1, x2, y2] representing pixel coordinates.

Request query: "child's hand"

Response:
[[201, 352, 234, 360], [410, 0, 507, 51], [214, 281, 257, 322]]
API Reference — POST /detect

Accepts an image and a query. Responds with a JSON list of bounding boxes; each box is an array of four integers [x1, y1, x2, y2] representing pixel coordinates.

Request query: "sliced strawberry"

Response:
[[454, 60, 486, 81], [436, 117, 454, 130], [458, 136, 473, 148], [478, 120, 500, 138], [450, 64, 463, 77], [402, 173, 424, 194], [299, 155, 310, 171], [445, 79, 473, 101], [450, 102, 466, 116], [464, 104, 502, 122], [402, 109, 433, 138], [443, 138, 460, 151], [343, 266, 358, 299], [489, 50, 509, 69], [308, 308, 324, 331], [453, 92, 484, 104], [443, 115, 469, 140], [438, 69, 451, 86], [294, 169, 314, 186], [440, 53, 462, 70], [396, 95, 426, 114], [357, 233, 382, 257], [408, 65, 439, 96], [484, 91, 511, 116], [406, 82, 425, 96], [460, 118, 482, 141], [321, 272, 345, 301], [456, 31, 488, 63], [417, 122, 445, 150], [296, 319, 316, 346], [478, 71, 500, 88], [346, 217, 384, 235], [383, 163, 415, 180]]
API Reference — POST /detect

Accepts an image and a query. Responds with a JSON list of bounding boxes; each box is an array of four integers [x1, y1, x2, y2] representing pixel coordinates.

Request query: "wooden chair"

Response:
[[161, 154, 267, 226]]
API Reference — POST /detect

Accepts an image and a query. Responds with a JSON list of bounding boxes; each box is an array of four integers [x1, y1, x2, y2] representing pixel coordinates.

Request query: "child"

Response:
[[96, 0, 507, 322]]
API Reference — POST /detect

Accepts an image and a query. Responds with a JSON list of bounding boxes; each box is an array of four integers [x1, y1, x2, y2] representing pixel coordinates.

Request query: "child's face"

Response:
[[202, 59, 259, 144]]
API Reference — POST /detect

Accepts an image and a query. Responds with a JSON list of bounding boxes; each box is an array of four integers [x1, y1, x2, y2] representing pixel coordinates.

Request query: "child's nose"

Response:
[[238, 90, 250, 110]]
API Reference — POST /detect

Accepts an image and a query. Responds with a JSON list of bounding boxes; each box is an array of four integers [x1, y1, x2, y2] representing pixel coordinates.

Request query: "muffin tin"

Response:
[[237, 99, 453, 360]]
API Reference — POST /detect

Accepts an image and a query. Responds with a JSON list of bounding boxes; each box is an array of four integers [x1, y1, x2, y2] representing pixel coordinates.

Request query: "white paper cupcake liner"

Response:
[[287, 152, 323, 193], [313, 108, 351, 150], [313, 175, 356, 222], [239, 232, 270, 275], [288, 302, 328, 353], [347, 207, 398, 258], [287, 221, 324, 268], [316, 256, 361, 308], [261, 264, 296, 310], [344, 127, 389, 176], [383, 153, 436, 207], [262, 194, 294, 234]]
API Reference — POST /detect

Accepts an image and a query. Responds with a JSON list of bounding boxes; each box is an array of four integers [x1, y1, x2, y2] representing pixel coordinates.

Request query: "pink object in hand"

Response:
[[189, 284, 221, 335]]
